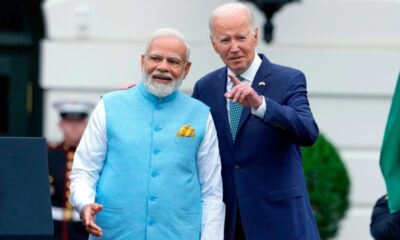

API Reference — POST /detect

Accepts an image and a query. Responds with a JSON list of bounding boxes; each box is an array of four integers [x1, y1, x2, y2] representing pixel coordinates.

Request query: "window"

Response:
[[0, 75, 9, 135]]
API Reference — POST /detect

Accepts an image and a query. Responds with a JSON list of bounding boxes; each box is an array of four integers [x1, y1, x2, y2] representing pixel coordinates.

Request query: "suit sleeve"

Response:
[[262, 71, 319, 146]]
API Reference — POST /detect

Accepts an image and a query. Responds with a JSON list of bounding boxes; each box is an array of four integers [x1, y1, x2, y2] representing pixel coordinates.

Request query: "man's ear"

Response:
[[182, 61, 192, 80], [58, 119, 67, 132], [140, 54, 145, 72], [254, 28, 259, 48], [254, 27, 259, 40], [210, 35, 219, 53]]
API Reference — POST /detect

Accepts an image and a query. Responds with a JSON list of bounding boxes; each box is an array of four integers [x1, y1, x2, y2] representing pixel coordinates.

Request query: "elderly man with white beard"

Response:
[[69, 28, 225, 240]]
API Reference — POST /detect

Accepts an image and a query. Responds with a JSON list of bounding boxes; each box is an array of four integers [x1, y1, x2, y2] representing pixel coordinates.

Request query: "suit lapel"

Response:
[[214, 69, 236, 147], [237, 55, 271, 136]]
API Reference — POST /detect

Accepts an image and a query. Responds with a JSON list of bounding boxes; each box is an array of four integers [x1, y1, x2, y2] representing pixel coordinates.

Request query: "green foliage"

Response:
[[302, 134, 351, 240]]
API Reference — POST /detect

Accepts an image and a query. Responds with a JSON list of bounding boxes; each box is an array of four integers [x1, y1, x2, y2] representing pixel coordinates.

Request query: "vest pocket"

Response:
[[176, 212, 201, 239], [171, 138, 196, 174], [95, 207, 143, 239], [175, 137, 196, 148], [95, 206, 124, 238]]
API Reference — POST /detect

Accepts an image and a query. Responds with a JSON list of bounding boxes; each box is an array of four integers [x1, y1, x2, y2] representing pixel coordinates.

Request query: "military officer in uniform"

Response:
[[48, 101, 93, 240]]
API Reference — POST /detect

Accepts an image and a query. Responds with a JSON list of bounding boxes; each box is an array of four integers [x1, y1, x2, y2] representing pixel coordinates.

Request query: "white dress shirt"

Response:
[[69, 98, 225, 240]]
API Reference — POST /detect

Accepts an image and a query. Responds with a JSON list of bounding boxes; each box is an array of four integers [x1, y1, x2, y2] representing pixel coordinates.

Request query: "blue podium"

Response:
[[0, 137, 53, 239]]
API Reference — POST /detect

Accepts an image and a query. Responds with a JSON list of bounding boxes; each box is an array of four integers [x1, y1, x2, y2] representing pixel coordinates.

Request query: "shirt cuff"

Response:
[[251, 96, 266, 118]]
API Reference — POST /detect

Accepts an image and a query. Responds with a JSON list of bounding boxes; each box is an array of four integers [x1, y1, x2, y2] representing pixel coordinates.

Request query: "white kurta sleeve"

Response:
[[69, 99, 108, 214], [197, 113, 225, 240]]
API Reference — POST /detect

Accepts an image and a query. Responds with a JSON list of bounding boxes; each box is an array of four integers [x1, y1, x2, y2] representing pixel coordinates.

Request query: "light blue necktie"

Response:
[[229, 75, 245, 141]]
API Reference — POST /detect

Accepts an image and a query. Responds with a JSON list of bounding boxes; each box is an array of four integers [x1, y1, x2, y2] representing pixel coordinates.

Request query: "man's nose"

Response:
[[157, 59, 169, 72], [230, 41, 240, 52]]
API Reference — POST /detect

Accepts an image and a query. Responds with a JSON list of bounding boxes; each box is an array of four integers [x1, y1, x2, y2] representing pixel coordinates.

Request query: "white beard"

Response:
[[143, 71, 184, 97]]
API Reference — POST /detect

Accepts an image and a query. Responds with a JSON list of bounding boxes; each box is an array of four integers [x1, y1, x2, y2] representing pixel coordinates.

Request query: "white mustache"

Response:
[[151, 71, 174, 81]]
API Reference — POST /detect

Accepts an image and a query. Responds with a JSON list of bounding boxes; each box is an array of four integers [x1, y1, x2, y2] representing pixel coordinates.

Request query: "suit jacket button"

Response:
[[234, 165, 240, 170]]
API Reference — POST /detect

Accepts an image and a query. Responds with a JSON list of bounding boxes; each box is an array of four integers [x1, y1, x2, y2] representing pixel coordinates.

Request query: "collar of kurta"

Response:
[[138, 81, 178, 104]]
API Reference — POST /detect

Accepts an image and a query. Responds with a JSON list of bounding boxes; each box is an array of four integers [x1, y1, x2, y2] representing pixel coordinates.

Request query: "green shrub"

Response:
[[302, 134, 351, 239]]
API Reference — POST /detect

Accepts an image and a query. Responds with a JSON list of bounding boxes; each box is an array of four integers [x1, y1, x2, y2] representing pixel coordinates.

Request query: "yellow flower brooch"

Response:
[[177, 124, 195, 137]]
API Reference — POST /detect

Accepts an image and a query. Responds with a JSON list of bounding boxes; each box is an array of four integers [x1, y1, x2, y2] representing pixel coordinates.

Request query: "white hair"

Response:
[[145, 28, 190, 61], [209, 2, 255, 36]]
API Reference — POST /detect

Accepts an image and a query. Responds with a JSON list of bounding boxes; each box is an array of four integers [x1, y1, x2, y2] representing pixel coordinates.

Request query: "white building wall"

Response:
[[41, 0, 400, 239]]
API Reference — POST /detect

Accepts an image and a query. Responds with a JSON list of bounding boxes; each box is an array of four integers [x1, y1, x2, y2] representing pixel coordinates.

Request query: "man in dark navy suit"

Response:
[[192, 2, 320, 239], [370, 195, 400, 240]]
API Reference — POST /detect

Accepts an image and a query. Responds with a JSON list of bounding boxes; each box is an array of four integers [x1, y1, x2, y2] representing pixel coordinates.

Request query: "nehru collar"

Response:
[[138, 81, 178, 104]]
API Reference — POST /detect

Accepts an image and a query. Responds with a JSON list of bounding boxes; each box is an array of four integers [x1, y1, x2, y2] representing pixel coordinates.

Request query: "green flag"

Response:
[[380, 72, 400, 213]]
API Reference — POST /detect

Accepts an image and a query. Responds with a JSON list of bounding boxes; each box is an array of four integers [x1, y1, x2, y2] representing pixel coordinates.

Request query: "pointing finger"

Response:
[[228, 73, 242, 86]]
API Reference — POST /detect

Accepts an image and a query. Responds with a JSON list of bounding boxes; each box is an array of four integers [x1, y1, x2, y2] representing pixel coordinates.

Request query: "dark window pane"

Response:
[[0, 0, 24, 32], [0, 75, 9, 135]]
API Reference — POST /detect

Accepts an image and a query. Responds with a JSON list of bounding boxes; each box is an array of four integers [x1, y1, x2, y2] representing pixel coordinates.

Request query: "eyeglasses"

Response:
[[145, 54, 186, 68]]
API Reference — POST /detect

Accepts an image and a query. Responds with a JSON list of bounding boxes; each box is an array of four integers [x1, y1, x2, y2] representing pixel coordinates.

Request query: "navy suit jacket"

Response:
[[192, 54, 320, 240]]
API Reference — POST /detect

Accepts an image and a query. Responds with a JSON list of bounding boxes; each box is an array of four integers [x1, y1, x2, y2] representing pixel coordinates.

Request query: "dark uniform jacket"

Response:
[[370, 195, 400, 240], [48, 143, 88, 240]]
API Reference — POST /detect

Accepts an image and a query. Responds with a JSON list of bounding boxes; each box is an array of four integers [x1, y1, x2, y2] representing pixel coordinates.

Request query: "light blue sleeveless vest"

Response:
[[91, 82, 210, 240]]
